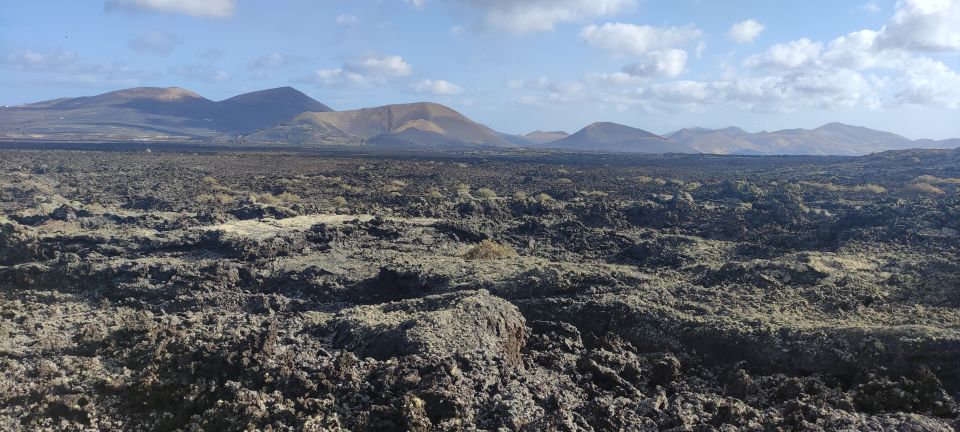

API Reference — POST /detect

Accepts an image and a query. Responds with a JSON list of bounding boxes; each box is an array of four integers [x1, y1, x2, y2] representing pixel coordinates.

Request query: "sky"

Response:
[[1, 0, 960, 139]]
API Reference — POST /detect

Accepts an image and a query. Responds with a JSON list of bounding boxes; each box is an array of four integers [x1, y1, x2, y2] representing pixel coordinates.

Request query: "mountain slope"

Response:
[[666, 123, 949, 156], [216, 87, 333, 132], [248, 102, 513, 148], [753, 123, 915, 155], [0, 86, 334, 141], [524, 130, 569, 144], [544, 122, 694, 153], [667, 127, 762, 154]]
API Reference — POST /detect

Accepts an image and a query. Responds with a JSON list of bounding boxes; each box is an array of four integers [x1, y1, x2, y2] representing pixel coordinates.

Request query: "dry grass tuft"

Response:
[[476, 188, 497, 198], [536, 193, 555, 203], [251, 192, 300, 205], [636, 176, 668, 186], [912, 175, 960, 186], [907, 182, 945, 195], [426, 188, 444, 199], [463, 240, 518, 260], [803, 182, 887, 194], [195, 193, 236, 205]]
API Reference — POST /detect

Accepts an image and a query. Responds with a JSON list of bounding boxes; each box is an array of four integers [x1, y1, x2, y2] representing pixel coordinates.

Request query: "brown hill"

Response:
[[0, 86, 333, 141], [249, 102, 513, 148], [524, 130, 569, 144], [544, 122, 694, 154]]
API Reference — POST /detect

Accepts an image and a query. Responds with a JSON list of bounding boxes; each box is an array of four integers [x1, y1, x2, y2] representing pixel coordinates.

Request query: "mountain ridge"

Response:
[[1, 86, 958, 155]]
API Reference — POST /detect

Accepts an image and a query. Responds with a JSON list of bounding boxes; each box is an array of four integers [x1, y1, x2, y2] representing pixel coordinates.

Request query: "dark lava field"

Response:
[[1, 147, 960, 431]]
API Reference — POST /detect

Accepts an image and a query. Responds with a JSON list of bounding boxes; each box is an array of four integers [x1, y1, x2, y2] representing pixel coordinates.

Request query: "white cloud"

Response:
[[896, 57, 960, 107], [336, 14, 358, 26], [169, 65, 230, 83], [745, 38, 823, 69], [649, 80, 710, 103], [410, 79, 463, 95], [822, 30, 911, 69], [310, 55, 412, 87], [728, 19, 765, 43], [857, 1, 883, 13], [433, 0, 634, 35], [105, 0, 235, 17], [622, 49, 688, 78], [197, 48, 225, 60], [128, 31, 181, 55], [580, 23, 702, 56], [877, 0, 960, 51], [248, 53, 304, 70], [2, 49, 82, 71], [344, 55, 412, 78], [1, 48, 150, 87]]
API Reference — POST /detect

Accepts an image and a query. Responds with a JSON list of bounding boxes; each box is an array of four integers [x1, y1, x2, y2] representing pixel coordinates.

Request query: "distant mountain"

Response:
[[543, 122, 694, 153], [2, 86, 958, 155], [667, 123, 949, 156], [667, 126, 761, 154], [524, 130, 569, 144], [246, 102, 513, 148], [0, 86, 332, 141], [215, 87, 333, 132]]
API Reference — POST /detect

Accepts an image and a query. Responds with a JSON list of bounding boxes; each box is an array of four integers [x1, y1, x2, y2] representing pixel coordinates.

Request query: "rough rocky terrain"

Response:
[[1, 148, 959, 431]]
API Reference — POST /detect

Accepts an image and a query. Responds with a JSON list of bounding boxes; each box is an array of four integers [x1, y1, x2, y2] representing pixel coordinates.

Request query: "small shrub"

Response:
[[803, 182, 886, 194], [457, 183, 472, 197], [250, 192, 298, 205], [583, 190, 608, 197], [477, 188, 497, 198], [907, 182, 945, 195], [426, 188, 444, 199], [513, 191, 528, 200], [636, 176, 667, 186], [856, 184, 887, 194], [332, 196, 348, 206], [463, 240, 518, 260], [913, 175, 960, 185], [276, 192, 301, 203], [196, 193, 235, 205], [536, 193, 555, 203], [250, 193, 280, 205]]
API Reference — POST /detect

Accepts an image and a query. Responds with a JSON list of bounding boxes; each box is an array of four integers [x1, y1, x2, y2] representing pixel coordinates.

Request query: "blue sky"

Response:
[[2, 0, 959, 138]]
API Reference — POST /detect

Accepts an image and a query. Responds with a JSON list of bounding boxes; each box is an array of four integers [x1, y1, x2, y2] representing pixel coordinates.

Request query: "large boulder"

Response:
[[327, 290, 526, 365]]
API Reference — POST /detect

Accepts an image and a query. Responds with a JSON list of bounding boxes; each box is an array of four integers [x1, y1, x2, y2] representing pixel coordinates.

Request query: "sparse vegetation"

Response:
[[250, 192, 300, 205], [636, 176, 668, 186], [456, 183, 472, 198], [912, 175, 960, 186], [462, 240, 518, 260], [426, 188, 444, 199], [907, 182, 946, 195], [195, 193, 236, 205], [803, 182, 887, 194], [476, 188, 497, 198]]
